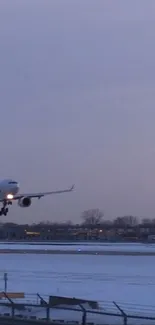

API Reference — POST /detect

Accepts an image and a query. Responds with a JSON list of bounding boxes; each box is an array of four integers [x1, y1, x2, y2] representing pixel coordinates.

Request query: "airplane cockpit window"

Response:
[[8, 181, 18, 184]]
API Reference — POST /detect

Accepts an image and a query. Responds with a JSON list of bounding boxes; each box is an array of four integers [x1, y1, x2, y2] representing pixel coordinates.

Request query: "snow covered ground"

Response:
[[0, 244, 154, 324], [0, 252, 154, 304]]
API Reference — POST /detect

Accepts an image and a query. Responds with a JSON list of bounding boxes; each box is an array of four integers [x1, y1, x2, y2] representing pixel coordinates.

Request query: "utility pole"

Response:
[[4, 273, 8, 293]]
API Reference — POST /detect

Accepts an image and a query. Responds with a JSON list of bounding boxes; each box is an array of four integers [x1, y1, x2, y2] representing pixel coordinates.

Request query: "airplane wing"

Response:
[[8, 184, 75, 201]]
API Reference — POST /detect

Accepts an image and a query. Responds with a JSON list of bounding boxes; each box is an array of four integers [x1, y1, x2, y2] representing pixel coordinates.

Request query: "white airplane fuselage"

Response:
[[0, 179, 19, 200]]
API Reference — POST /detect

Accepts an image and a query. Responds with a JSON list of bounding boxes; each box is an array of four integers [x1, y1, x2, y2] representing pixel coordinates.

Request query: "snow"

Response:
[[0, 243, 154, 324]]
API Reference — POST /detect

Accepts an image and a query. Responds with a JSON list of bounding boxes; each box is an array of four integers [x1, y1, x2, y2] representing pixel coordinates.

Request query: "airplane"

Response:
[[0, 179, 75, 216]]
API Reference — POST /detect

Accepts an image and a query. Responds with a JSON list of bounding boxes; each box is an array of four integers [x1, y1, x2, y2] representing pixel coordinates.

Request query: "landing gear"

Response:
[[0, 207, 8, 216], [0, 200, 11, 216]]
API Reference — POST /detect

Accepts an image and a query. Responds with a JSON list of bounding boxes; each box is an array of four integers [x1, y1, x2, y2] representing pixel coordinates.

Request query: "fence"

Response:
[[0, 292, 155, 324]]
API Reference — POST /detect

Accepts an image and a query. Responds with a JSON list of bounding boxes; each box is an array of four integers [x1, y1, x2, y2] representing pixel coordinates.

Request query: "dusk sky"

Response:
[[0, 0, 155, 223]]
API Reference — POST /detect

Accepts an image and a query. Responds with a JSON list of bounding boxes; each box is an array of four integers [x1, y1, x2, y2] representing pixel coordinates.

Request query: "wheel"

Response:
[[3, 208, 8, 216]]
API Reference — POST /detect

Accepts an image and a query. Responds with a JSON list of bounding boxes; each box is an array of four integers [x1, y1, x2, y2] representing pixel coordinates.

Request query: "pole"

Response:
[[4, 272, 7, 293]]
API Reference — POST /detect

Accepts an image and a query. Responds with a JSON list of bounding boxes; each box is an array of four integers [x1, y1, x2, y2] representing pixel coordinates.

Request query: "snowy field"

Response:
[[0, 244, 154, 324], [0, 253, 154, 305]]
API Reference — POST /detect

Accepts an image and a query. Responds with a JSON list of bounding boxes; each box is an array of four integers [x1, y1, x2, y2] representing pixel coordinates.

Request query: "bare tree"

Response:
[[114, 215, 138, 227], [124, 216, 138, 226], [81, 208, 104, 226], [113, 217, 125, 227]]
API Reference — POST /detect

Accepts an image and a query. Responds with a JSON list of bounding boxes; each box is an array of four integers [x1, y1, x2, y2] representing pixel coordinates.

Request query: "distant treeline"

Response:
[[0, 210, 155, 241], [1, 209, 155, 228]]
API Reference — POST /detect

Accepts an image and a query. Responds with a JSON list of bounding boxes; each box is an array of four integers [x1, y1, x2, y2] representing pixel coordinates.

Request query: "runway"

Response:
[[0, 248, 155, 255], [0, 242, 154, 255]]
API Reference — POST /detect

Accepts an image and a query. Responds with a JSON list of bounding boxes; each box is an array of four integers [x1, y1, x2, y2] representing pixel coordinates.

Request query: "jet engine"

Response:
[[18, 197, 31, 207]]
